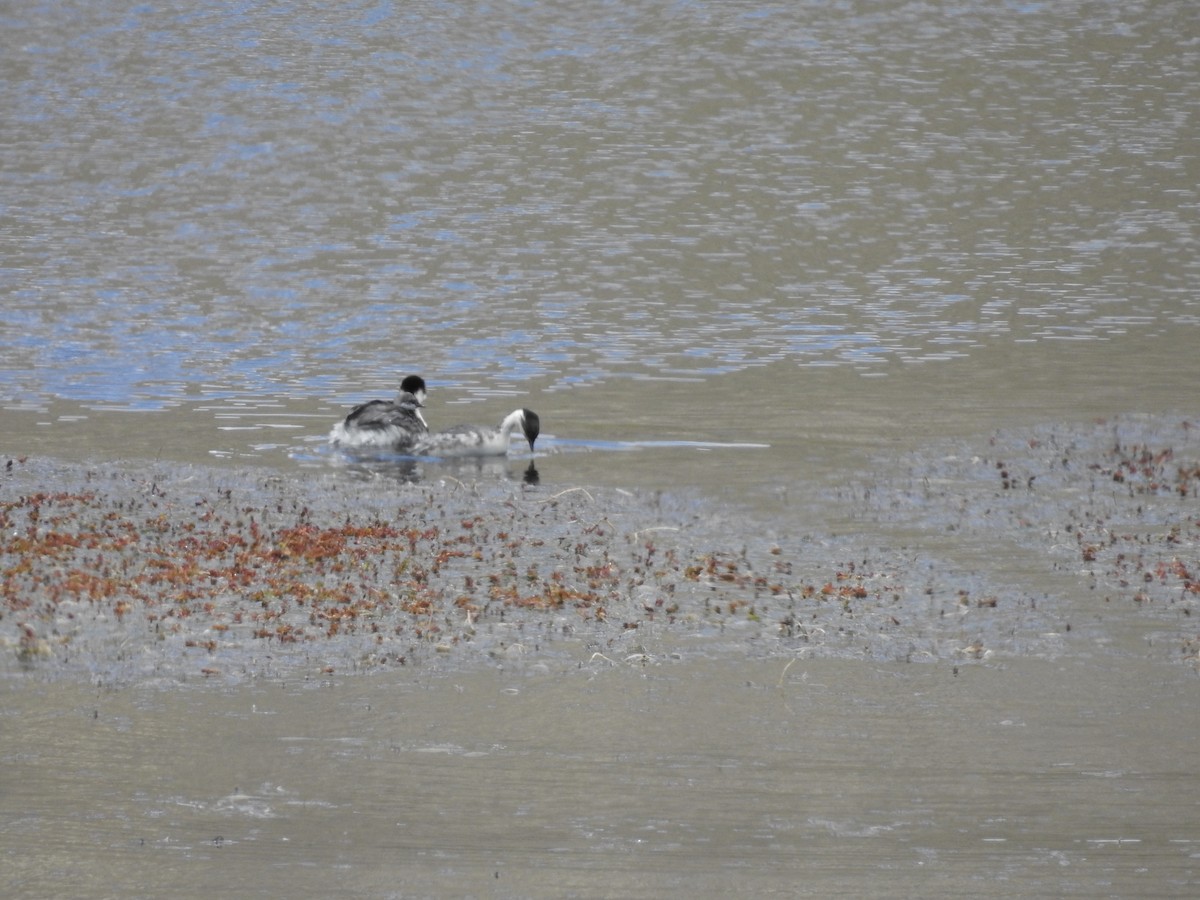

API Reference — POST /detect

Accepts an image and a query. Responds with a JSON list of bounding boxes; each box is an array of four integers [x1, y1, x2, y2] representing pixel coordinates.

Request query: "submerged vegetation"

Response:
[[0, 467, 920, 680], [2, 417, 1197, 682]]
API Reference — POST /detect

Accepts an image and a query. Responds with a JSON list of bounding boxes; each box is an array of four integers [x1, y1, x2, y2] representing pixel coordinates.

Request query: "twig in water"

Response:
[[538, 487, 594, 503], [631, 526, 681, 541], [440, 476, 479, 495], [777, 658, 796, 688]]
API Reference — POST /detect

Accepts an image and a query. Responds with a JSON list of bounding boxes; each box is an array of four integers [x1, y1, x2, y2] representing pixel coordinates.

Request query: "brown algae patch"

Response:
[[0, 458, 1018, 683], [2, 414, 1197, 683]]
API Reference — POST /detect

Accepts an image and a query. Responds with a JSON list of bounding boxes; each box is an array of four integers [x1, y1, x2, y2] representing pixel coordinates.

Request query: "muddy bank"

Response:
[[3, 414, 1197, 684]]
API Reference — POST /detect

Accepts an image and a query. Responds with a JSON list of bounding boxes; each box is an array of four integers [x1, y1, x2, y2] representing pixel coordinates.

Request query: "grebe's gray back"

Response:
[[414, 408, 540, 458], [329, 374, 429, 450]]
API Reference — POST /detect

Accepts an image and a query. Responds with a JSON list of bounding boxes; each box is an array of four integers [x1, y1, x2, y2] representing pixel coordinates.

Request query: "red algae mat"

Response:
[[3, 415, 1198, 684], [2, 458, 911, 683]]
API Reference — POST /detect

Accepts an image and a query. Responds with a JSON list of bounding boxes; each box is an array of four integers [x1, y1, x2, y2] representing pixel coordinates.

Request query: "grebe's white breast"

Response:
[[414, 408, 540, 458], [329, 375, 428, 451]]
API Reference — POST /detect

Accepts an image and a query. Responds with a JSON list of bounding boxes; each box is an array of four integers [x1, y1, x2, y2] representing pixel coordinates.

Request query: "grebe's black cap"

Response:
[[400, 374, 427, 396]]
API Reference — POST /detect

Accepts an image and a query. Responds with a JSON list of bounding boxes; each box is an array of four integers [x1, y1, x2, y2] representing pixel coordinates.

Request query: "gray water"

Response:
[[2, 0, 1198, 895], [5, 656, 1197, 897]]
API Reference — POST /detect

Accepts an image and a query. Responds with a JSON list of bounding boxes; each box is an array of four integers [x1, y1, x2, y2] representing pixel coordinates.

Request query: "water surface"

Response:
[[2, 0, 1198, 895]]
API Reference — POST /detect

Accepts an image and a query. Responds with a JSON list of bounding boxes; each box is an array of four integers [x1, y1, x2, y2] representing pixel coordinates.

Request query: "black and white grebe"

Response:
[[414, 408, 540, 458], [329, 375, 429, 450]]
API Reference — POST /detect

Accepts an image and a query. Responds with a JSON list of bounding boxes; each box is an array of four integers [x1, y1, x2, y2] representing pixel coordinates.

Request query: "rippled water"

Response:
[[3, 0, 1196, 419], [3, 1, 1199, 895]]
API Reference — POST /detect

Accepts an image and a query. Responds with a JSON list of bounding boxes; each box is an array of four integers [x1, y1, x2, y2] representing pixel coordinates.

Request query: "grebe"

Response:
[[414, 408, 540, 458], [329, 375, 429, 450]]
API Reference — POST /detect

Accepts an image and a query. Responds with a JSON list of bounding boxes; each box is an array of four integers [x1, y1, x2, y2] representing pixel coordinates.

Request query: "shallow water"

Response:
[[2, 0, 1199, 894], [2, 0, 1196, 464], [4, 656, 1197, 896]]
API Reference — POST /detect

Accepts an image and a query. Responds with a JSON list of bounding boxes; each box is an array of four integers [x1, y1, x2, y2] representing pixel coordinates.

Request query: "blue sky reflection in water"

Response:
[[1, 0, 1196, 421]]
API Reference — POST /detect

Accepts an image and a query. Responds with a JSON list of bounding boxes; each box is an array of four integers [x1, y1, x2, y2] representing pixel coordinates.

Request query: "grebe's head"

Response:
[[400, 374, 427, 405], [520, 409, 540, 452]]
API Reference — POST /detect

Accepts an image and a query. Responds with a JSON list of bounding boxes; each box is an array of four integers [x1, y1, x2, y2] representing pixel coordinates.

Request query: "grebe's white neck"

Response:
[[499, 408, 539, 453]]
